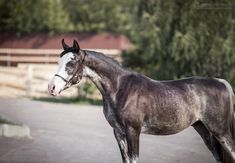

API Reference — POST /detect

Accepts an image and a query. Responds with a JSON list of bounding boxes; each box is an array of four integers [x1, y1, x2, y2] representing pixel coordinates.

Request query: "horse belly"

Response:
[[141, 123, 189, 135], [141, 111, 196, 135]]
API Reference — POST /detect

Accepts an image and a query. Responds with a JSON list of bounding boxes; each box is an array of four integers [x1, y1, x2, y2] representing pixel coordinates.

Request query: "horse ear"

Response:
[[73, 40, 80, 52], [62, 39, 69, 50]]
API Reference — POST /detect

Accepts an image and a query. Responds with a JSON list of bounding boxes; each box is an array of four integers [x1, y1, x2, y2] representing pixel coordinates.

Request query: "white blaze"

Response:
[[48, 52, 75, 95], [56, 52, 75, 79]]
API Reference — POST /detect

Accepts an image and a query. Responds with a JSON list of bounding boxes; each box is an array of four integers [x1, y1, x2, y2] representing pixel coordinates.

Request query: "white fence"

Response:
[[0, 64, 79, 98], [0, 48, 121, 66], [0, 48, 120, 98]]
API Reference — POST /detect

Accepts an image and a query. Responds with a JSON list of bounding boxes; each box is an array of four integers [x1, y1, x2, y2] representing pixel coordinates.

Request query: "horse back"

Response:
[[117, 74, 228, 104]]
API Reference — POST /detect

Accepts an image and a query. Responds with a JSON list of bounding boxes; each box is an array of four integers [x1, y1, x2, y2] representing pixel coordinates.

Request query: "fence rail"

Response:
[[0, 48, 121, 66], [0, 64, 79, 98]]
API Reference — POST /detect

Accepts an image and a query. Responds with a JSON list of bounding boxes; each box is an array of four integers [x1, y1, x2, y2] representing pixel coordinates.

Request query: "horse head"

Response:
[[48, 39, 85, 96]]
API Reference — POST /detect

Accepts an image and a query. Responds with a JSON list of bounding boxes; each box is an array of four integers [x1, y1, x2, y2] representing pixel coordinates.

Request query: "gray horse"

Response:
[[48, 40, 235, 163]]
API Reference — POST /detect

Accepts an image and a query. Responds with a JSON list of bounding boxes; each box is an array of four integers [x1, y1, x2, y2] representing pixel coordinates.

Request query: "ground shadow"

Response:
[[33, 96, 103, 106], [0, 116, 19, 125]]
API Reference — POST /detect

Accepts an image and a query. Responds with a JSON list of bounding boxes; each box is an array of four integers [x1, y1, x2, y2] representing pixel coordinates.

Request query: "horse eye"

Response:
[[67, 61, 75, 67]]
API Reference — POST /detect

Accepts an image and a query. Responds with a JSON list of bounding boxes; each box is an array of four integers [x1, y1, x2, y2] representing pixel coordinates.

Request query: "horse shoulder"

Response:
[[114, 74, 156, 127]]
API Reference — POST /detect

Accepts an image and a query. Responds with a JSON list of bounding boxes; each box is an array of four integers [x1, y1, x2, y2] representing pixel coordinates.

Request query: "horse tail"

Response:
[[220, 79, 235, 163], [221, 114, 235, 163]]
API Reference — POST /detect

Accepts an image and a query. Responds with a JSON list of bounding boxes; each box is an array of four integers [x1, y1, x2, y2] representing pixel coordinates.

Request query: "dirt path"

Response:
[[0, 98, 215, 163]]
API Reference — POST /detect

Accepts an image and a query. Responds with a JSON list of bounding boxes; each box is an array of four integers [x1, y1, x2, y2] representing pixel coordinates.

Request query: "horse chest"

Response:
[[103, 100, 121, 130]]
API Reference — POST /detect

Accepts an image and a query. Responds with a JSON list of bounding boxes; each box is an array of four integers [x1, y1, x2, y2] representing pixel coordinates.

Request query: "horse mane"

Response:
[[84, 50, 121, 68]]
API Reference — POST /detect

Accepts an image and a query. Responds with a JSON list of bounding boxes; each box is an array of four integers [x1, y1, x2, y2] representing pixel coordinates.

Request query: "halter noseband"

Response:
[[54, 74, 69, 83], [54, 50, 87, 87]]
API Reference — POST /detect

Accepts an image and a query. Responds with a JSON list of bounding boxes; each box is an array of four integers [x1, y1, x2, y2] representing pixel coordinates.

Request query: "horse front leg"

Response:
[[114, 127, 140, 163], [125, 126, 140, 163], [113, 129, 130, 163]]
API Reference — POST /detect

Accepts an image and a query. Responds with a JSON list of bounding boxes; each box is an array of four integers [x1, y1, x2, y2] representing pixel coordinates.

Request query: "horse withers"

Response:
[[48, 39, 235, 163]]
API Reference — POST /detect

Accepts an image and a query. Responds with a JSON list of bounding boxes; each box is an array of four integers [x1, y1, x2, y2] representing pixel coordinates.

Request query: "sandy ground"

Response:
[[0, 98, 216, 163]]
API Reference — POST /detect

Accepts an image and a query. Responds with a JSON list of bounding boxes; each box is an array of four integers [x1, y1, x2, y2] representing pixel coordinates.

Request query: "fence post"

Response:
[[45, 53, 49, 64], [26, 64, 33, 97], [7, 53, 11, 67]]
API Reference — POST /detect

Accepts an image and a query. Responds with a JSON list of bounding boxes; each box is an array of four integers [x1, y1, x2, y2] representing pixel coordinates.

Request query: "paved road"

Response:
[[0, 98, 215, 163]]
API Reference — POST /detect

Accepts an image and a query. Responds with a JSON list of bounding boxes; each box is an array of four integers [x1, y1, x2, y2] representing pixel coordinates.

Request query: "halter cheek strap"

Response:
[[70, 50, 86, 84]]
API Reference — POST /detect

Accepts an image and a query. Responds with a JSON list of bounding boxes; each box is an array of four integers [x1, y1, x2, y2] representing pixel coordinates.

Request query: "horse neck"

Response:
[[83, 51, 126, 96]]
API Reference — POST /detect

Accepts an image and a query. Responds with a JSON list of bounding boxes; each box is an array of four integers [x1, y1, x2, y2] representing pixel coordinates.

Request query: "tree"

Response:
[[61, 0, 136, 35], [122, 0, 235, 86], [0, 0, 72, 34], [0, 0, 136, 35]]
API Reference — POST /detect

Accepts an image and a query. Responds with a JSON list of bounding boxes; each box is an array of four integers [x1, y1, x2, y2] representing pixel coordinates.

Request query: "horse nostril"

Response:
[[49, 84, 55, 94], [52, 85, 55, 91]]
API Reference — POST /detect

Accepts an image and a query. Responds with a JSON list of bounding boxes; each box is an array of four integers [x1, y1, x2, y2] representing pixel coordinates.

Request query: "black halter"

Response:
[[54, 50, 87, 88], [54, 74, 69, 83]]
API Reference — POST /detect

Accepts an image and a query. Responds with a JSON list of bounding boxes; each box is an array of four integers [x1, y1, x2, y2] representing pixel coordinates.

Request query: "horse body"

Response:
[[116, 74, 200, 135], [103, 70, 230, 136], [82, 51, 235, 162], [48, 40, 235, 163]]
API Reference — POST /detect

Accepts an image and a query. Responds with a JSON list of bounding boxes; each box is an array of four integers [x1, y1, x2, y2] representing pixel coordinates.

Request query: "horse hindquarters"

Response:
[[218, 80, 235, 163]]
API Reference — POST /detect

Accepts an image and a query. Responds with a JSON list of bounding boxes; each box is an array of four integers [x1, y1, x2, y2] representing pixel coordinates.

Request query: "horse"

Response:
[[48, 39, 235, 163]]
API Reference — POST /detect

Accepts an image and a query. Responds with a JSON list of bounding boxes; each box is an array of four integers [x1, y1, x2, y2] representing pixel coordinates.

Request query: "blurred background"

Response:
[[0, 0, 135, 101], [0, 0, 234, 162], [0, 0, 234, 100]]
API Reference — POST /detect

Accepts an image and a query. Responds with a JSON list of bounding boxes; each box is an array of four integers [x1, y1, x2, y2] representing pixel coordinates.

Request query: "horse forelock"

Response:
[[60, 47, 79, 58]]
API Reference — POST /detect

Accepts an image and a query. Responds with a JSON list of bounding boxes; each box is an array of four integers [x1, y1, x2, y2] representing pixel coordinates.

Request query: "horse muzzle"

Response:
[[48, 76, 67, 96]]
